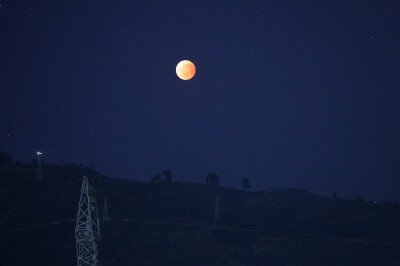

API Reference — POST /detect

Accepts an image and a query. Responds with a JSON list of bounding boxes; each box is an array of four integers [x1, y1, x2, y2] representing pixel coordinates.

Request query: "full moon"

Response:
[[176, 60, 196, 80]]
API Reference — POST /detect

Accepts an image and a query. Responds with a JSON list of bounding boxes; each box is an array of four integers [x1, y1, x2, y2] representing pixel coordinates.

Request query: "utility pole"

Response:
[[102, 196, 109, 225], [214, 195, 220, 223], [75, 176, 100, 266], [36, 151, 43, 182]]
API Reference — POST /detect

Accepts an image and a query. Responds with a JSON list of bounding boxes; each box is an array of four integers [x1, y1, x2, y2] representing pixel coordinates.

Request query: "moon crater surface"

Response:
[[176, 60, 196, 80]]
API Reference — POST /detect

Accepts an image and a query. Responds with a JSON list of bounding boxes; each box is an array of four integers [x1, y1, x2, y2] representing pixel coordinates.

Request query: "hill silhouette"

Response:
[[1, 161, 400, 265]]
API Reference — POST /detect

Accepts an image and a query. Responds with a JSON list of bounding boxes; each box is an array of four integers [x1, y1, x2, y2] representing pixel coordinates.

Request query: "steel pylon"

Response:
[[75, 176, 100, 266]]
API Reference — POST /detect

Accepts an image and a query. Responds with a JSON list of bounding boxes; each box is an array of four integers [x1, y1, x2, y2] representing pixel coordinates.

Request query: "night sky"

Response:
[[1, 1, 399, 201]]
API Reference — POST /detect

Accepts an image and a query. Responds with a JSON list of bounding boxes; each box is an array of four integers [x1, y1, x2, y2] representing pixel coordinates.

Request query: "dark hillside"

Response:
[[1, 164, 400, 265]]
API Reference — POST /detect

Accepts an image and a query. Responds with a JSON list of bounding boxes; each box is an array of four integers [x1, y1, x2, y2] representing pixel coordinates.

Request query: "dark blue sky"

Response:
[[1, 1, 399, 201]]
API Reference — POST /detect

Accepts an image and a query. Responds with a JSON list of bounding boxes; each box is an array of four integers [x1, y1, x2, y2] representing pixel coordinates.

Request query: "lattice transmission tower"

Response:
[[36, 151, 43, 182], [75, 176, 101, 266], [214, 195, 220, 223]]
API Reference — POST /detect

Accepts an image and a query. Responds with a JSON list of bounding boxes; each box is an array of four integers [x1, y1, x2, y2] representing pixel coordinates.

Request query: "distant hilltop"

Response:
[[268, 188, 322, 200]]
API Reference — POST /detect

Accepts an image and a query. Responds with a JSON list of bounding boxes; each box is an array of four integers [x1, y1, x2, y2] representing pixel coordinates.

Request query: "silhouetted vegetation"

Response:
[[151, 173, 161, 183], [0, 152, 13, 167], [206, 172, 219, 187], [332, 191, 337, 199], [161, 170, 172, 182], [241, 178, 250, 190], [354, 195, 365, 203], [0, 155, 399, 265]]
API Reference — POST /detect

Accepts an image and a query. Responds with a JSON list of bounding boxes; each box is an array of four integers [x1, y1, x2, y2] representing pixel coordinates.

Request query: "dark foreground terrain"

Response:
[[0, 163, 400, 265]]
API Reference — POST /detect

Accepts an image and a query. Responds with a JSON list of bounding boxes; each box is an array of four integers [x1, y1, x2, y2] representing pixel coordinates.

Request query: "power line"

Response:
[[99, 179, 236, 194], [0, 219, 75, 235], [2, 176, 398, 249], [99, 182, 259, 200], [0, 179, 82, 195], [98, 179, 321, 202], [109, 217, 400, 246], [0, 191, 80, 206]]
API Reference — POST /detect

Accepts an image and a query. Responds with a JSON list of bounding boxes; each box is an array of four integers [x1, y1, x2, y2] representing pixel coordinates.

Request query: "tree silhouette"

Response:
[[0, 152, 13, 166], [161, 170, 172, 182], [354, 195, 364, 203], [332, 191, 337, 199], [242, 178, 250, 190], [151, 173, 161, 183], [206, 172, 219, 187]]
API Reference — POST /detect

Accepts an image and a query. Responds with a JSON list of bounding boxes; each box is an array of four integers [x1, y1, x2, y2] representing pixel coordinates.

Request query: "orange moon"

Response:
[[176, 60, 196, 80]]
